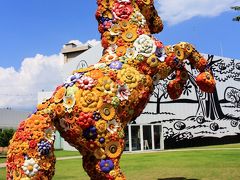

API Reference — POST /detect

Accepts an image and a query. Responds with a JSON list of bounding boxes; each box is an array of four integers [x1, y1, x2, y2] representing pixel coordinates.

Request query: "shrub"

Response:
[[0, 128, 15, 147]]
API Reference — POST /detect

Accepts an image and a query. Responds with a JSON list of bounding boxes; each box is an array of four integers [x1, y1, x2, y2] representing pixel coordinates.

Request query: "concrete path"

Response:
[[0, 156, 82, 168], [1, 147, 240, 168]]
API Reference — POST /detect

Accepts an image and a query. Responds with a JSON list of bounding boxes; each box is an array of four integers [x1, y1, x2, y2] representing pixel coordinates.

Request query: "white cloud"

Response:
[[0, 54, 64, 109], [0, 39, 100, 109], [156, 0, 239, 25], [67, 39, 100, 47]]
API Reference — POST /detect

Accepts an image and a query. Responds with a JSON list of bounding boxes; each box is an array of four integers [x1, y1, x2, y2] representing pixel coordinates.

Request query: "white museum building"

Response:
[[37, 42, 240, 151]]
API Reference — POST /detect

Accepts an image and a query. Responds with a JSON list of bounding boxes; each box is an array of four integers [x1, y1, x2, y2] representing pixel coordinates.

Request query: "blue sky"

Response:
[[0, 0, 239, 69], [0, 0, 239, 109]]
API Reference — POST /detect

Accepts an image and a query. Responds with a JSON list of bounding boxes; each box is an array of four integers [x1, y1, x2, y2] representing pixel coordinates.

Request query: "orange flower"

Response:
[[116, 46, 127, 57], [90, 69, 104, 79], [54, 86, 66, 103], [54, 104, 65, 117], [105, 141, 122, 158]]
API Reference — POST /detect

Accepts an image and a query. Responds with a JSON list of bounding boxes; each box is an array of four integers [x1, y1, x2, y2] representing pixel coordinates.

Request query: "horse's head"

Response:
[[96, 0, 163, 35]]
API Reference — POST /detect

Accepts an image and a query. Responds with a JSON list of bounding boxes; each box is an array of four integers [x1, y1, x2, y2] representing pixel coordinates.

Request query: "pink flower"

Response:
[[78, 76, 95, 90], [113, 2, 133, 20], [117, 84, 131, 101]]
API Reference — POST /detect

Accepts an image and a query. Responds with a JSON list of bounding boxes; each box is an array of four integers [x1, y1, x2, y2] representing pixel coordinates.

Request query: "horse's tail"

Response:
[[6, 110, 56, 179]]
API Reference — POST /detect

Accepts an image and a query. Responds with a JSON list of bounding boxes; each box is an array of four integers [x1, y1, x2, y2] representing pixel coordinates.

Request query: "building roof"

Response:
[[0, 108, 31, 128]]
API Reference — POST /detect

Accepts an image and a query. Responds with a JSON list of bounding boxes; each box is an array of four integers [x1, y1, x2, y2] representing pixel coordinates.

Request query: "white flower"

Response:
[[126, 47, 138, 59], [133, 34, 156, 57], [131, 11, 146, 26], [117, 0, 130, 2], [63, 94, 76, 112], [107, 119, 120, 134], [117, 84, 131, 101], [66, 85, 78, 96], [44, 128, 55, 143], [22, 158, 40, 177]]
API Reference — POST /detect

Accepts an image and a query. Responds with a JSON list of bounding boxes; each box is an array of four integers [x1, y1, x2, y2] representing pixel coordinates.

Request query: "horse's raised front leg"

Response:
[[6, 112, 56, 180], [82, 139, 126, 180]]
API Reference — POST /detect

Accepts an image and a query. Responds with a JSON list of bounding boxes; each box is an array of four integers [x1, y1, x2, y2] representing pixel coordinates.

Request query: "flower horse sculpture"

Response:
[[7, 0, 216, 179]]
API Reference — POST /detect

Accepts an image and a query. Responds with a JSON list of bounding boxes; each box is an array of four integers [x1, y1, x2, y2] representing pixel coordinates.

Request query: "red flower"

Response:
[[116, 38, 125, 46], [29, 140, 37, 149], [76, 112, 95, 129], [101, 37, 109, 49]]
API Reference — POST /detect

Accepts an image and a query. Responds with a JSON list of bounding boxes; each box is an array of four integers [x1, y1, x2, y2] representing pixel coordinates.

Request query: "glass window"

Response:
[[124, 126, 129, 151], [143, 125, 152, 150], [154, 125, 161, 149], [131, 125, 141, 151]]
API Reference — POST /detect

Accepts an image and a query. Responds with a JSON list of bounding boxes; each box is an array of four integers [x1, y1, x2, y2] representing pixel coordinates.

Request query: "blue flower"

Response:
[[109, 61, 123, 70], [83, 126, 97, 140], [100, 159, 114, 173], [93, 111, 101, 121], [38, 140, 52, 155]]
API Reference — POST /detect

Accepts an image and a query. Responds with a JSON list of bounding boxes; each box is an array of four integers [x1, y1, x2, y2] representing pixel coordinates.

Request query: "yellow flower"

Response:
[[96, 76, 117, 97], [110, 24, 121, 35], [101, 0, 114, 8], [119, 20, 130, 29], [13, 169, 23, 179], [105, 141, 122, 159], [99, 104, 116, 121], [20, 177, 31, 180], [157, 62, 171, 80], [19, 142, 29, 154], [147, 54, 160, 67], [117, 64, 140, 88], [109, 170, 117, 178], [96, 120, 107, 133], [122, 28, 138, 42], [174, 44, 185, 60], [94, 148, 106, 159], [54, 86, 66, 103], [75, 89, 103, 112]]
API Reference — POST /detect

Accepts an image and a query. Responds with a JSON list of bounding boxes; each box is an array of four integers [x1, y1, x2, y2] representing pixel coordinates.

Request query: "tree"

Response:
[[0, 129, 15, 147], [231, 6, 240, 21], [151, 79, 168, 114]]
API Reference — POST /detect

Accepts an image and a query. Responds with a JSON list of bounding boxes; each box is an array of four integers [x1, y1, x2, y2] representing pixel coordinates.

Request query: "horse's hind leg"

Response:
[[6, 113, 56, 179]]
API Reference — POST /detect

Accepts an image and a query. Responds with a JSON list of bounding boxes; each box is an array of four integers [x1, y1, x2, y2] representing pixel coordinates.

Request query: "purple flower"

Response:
[[64, 72, 83, 87], [100, 159, 114, 173], [109, 61, 123, 70]]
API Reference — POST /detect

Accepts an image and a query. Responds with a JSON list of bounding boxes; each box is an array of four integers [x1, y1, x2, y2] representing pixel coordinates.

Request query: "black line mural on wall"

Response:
[[76, 56, 240, 148], [141, 54, 240, 148]]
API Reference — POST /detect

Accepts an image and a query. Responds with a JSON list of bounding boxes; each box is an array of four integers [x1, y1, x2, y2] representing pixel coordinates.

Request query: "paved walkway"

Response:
[[1, 147, 240, 168]]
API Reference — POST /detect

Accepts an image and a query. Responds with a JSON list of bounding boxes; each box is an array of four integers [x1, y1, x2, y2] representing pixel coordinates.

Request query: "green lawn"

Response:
[[1, 144, 240, 179]]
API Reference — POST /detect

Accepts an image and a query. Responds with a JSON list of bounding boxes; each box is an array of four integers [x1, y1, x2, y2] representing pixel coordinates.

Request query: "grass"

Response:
[[1, 144, 240, 179], [54, 150, 81, 157]]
